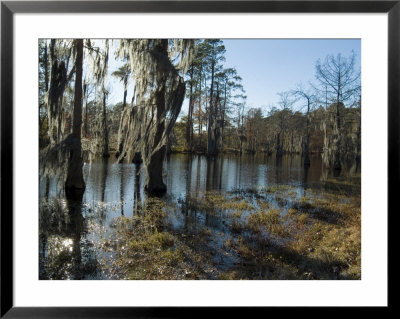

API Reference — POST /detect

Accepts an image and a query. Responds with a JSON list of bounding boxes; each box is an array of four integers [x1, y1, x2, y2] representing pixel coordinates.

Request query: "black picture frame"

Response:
[[0, 0, 394, 317]]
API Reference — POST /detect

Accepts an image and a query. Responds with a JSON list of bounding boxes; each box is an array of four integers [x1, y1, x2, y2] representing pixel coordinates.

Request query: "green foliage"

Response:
[[171, 116, 187, 152]]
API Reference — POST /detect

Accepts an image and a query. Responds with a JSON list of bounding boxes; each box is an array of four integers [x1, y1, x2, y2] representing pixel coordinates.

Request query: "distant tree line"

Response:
[[170, 44, 361, 171], [38, 39, 360, 197]]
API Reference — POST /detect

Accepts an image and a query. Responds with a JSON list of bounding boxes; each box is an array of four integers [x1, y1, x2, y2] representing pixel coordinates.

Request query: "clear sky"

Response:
[[222, 39, 360, 112], [105, 39, 361, 115]]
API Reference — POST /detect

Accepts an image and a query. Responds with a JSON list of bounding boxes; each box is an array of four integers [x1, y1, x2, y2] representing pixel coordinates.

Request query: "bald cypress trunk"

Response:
[[102, 90, 109, 158], [83, 81, 89, 137], [44, 42, 49, 92], [115, 39, 191, 194], [186, 68, 194, 153], [304, 98, 311, 167], [123, 76, 128, 108], [214, 84, 221, 152], [65, 39, 85, 193], [207, 61, 217, 157], [333, 98, 342, 171], [220, 83, 227, 151]]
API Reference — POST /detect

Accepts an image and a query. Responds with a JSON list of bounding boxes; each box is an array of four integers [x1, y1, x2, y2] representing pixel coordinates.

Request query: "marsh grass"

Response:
[[41, 178, 360, 280], [94, 197, 232, 279], [109, 180, 360, 279], [196, 179, 360, 280], [222, 183, 361, 279]]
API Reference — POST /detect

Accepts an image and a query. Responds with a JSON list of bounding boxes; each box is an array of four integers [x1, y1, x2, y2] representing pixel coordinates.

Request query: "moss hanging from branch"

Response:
[[46, 40, 69, 145], [116, 39, 194, 194], [40, 39, 85, 197], [85, 39, 110, 157]]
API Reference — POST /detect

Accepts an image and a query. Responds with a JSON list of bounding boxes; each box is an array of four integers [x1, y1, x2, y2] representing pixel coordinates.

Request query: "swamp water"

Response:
[[39, 154, 361, 280]]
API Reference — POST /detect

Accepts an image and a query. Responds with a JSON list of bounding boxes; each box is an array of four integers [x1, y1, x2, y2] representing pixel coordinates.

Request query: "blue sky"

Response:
[[106, 39, 361, 115], [222, 39, 360, 112]]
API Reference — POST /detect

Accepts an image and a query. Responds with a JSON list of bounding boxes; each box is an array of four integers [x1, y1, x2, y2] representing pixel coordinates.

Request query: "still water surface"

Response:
[[39, 153, 359, 279]]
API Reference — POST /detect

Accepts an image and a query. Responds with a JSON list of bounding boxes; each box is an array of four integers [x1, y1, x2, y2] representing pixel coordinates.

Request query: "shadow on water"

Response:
[[134, 162, 142, 216], [120, 163, 124, 216], [39, 153, 360, 279], [39, 189, 98, 280]]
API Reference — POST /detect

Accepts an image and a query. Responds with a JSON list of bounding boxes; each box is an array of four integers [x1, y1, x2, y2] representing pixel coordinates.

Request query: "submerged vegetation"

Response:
[[40, 171, 360, 280]]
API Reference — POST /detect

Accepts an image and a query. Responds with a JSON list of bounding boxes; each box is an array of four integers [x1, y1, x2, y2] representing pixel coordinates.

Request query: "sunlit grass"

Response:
[[40, 177, 361, 280], [111, 182, 360, 279]]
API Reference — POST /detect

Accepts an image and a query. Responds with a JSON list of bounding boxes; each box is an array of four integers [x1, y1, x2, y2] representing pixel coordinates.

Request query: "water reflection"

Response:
[[39, 153, 360, 279], [163, 153, 332, 197], [39, 192, 97, 279]]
